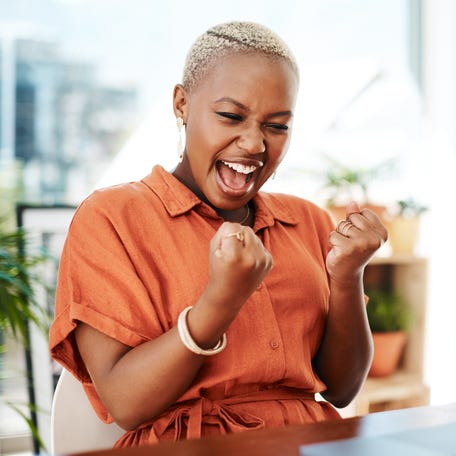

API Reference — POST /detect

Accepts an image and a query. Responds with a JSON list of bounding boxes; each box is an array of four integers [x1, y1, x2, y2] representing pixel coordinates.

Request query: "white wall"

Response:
[[422, 0, 456, 404]]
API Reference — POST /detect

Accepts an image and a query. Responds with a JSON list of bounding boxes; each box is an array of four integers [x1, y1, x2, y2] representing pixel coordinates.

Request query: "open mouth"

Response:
[[216, 159, 263, 195]]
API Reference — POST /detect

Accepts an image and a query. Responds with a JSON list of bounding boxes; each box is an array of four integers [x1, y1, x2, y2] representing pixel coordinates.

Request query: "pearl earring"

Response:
[[176, 117, 185, 163]]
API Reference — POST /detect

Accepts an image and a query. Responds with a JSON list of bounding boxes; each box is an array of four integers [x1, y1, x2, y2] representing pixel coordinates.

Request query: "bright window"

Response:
[[1, 1, 427, 452]]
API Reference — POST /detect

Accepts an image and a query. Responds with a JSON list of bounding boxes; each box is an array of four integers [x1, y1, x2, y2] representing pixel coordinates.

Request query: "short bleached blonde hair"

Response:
[[182, 21, 299, 91]]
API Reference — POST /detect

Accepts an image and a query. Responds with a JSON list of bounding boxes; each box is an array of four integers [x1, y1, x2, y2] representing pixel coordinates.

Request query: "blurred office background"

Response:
[[1, 0, 455, 454]]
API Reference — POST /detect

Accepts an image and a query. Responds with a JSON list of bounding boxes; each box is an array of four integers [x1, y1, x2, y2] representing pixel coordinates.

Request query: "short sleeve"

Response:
[[49, 193, 166, 420]]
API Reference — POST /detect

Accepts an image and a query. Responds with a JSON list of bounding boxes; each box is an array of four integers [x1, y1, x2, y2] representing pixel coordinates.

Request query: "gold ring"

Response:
[[225, 231, 245, 243], [342, 223, 355, 236], [336, 220, 354, 237], [336, 219, 349, 232]]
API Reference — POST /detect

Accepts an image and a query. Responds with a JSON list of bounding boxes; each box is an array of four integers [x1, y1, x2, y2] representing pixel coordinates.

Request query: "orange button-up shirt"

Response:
[[49, 165, 340, 447]]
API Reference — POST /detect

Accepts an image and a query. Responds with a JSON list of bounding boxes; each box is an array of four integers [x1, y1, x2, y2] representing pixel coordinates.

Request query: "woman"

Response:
[[49, 21, 387, 447]]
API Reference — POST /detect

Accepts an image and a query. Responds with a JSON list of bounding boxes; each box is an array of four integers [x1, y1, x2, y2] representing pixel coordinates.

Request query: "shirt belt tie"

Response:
[[149, 388, 315, 442]]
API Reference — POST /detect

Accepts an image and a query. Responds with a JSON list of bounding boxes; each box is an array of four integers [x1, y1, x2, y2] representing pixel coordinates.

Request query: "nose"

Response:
[[236, 125, 265, 154]]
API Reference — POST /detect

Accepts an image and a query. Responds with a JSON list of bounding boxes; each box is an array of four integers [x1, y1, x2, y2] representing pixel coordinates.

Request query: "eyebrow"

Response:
[[214, 97, 293, 119]]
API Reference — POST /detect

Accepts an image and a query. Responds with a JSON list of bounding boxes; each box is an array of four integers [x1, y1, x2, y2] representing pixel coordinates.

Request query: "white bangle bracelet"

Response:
[[177, 306, 227, 356]]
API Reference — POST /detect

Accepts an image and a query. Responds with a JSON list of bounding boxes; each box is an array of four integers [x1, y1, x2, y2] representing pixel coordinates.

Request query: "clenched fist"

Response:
[[326, 201, 388, 286], [206, 221, 273, 310]]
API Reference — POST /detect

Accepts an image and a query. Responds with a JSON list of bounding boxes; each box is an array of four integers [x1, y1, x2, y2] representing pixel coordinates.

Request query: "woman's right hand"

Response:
[[74, 222, 273, 431], [206, 221, 273, 311]]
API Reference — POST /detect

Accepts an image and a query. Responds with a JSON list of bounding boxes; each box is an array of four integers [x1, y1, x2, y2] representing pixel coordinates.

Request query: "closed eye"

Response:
[[216, 112, 243, 121], [265, 123, 289, 131]]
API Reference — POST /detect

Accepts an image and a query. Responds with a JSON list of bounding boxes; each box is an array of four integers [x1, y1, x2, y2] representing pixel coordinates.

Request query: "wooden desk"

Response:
[[73, 403, 456, 456]]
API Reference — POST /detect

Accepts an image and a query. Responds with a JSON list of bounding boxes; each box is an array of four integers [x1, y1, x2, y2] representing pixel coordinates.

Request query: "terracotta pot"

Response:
[[387, 216, 420, 254], [328, 204, 388, 224], [369, 331, 407, 378]]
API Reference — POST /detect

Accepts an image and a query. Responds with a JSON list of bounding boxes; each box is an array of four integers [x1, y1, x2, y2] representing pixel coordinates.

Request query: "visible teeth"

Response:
[[222, 161, 257, 174]]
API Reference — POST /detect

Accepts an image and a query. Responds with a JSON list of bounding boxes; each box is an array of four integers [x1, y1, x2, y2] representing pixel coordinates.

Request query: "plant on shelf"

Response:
[[387, 197, 429, 255], [316, 154, 396, 222], [365, 287, 412, 377], [396, 198, 428, 219]]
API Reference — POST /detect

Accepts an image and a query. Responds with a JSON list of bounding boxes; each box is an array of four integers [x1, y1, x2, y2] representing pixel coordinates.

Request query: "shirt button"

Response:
[[270, 340, 279, 350]]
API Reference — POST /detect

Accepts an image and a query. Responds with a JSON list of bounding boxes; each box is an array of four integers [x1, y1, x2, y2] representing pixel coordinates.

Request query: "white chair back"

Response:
[[50, 368, 124, 454]]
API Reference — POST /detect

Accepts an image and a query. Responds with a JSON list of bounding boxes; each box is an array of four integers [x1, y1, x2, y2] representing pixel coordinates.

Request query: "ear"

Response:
[[173, 84, 188, 122]]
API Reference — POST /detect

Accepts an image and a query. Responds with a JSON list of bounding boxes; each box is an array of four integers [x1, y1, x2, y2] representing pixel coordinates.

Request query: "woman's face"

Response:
[[173, 52, 299, 211]]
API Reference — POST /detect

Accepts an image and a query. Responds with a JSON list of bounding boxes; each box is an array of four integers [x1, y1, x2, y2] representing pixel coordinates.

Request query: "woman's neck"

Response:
[[217, 202, 253, 226]]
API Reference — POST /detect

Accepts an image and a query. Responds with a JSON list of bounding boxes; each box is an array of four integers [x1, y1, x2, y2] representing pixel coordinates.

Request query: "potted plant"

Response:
[[0, 216, 51, 450], [316, 155, 396, 223], [365, 287, 411, 377], [0, 221, 50, 341], [387, 198, 428, 255]]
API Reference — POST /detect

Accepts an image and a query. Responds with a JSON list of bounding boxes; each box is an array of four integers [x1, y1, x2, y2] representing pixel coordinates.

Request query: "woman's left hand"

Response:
[[326, 201, 388, 285]]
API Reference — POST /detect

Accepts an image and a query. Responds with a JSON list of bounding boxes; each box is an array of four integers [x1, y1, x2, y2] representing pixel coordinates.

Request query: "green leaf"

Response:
[[0, 219, 52, 344], [366, 287, 411, 332], [5, 401, 47, 451]]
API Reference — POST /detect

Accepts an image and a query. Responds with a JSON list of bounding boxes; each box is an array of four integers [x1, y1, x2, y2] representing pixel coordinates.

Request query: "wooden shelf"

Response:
[[356, 371, 430, 414], [350, 256, 430, 415], [369, 253, 427, 266]]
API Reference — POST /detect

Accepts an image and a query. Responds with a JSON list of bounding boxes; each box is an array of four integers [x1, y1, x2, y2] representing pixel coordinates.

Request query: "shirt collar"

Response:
[[141, 165, 299, 228]]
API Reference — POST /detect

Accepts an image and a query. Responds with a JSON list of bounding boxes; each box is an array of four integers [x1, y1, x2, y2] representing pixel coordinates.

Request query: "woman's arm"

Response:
[[312, 272, 372, 408], [75, 296, 223, 431], [74, 221, 272, 430], [313, 202, 387, 408]]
